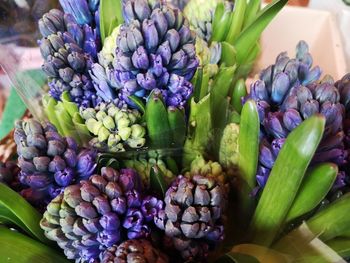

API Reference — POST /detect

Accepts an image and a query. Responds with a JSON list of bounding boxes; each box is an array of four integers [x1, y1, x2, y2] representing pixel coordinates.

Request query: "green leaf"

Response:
[[273, 222, 346, 263], [150, 166, 167, 198], [0, 69, 43, 139], [286, 163, 338, 223], [225, 0, 247, 44], [215, 252, 260, 263], [146, 91, 171, 148], [165, 157, 179, 175], [192, 67, 203, 102], [0, 88, 26, 140], [210, 66, 236, 129], [220, 42, 237, 66], [243, 0, 262, 28], [183, 95, 212, 168], [231, 79, 247, 114], [237, 100, 260, 189], [54, 103, 82, 144], [0, 183, 48, 243], [211, 2, 232, 42], [250, 115, 325, 247], [72, 112, 93, 145], [128, 95, 146, 114], [229, 244, 291, 263], [234, 0, 288, 64], [42, 95, 63, 135], [168, 107, 186, 146], [0, 227, 69, 262], [199, 69, 211, 101], [306, 193, 350, 242], [326, 238, 350, 259], [61, 91, 79, 117], [100, 0, 123, 44]]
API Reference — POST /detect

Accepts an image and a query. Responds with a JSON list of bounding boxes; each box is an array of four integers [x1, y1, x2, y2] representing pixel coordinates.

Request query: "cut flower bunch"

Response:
[[1, 0, 350, 262]]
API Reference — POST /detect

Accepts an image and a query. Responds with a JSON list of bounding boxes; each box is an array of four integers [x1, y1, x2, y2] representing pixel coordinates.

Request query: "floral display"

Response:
[[1, 0, 350, 262]]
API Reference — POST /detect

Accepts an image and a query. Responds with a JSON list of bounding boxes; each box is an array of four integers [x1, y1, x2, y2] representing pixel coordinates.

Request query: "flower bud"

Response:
[[119, 127, 132, 141], [98, 127, 110, 142], [102, 116, 116, 130]]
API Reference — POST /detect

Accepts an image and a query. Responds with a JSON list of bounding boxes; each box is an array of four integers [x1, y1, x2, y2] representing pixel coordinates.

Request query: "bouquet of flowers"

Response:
[[1, 0, 350, 262]]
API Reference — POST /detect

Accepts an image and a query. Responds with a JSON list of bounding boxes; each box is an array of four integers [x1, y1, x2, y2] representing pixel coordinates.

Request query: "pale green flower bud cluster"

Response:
[[186, 155, 227, 185], [219, 123, 239, 169], [81, 103, 146, 152], [98, 26, 120, 67], [124, 158, 174, 186]]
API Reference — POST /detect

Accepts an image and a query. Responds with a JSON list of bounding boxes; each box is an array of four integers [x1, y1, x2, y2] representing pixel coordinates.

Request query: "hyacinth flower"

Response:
[[80, 102, 146, 152], [248, 41, 322, 122], [0, 161, 22, 192], [40, 167, 163, 262], [39, 9, 100, 108], [166, 0, 190, 10], [184, 0, 233, 42], [101, 239, 169, 262], [249, 43, 347, 188], [59, 0, 100, 30], [155, 175, 225, 260], [91, 0, 199, 107], [14, 119, 97, 207]]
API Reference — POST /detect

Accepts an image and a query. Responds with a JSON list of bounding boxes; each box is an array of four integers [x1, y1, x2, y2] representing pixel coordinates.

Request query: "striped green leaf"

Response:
[[250, 115, 325, 246]]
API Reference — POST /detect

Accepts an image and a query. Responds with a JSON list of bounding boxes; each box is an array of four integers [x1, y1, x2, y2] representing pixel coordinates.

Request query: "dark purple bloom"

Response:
[[141, 196, 163, 222], [41, 167, 159, 262], [76, 149, 97, 178]]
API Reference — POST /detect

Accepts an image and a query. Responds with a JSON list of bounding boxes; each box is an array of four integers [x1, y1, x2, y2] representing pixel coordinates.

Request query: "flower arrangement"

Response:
[[1, 0, 350, 262]]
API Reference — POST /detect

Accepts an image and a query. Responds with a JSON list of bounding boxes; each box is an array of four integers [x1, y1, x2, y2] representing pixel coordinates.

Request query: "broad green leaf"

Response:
[[286, 163, 337, 223], [273, 222, 346, 263], [100, 0, 123, 43], [215, 252, 259, 263], [61, 91, 79, 117], [225, 0, 247, 44], [326, 238, 350, 259], [54, 103, 81, 144], [306, 193, 350, 242], [211, 3, 232, 42], [183, 95, 212, 168], [231, 79, 247, 114], [199, 69, 210, 101], [0, 69, 44, 139], [0, 183, 48, 243], [230, 244, 291, 263], [238, 100, 259, 189], [128, 95, 146, 114], [192, 67, 203, 102], [0, 88, 26, 140], [150, 166, 167, 198], [210, 66, 236, 129], [0, 227, 69, 262], [243, 0, 262, 28], [42, 95, 63, 135], [231, 43, 260, 87], [146, 91, 171, 148], [72, 112, 92, 145], [165, 157, 179, 175], [250, 115, 325, 247], [168, 107, 186, 146], [234, 0, 288, 64], [220, 42, 237, 66]]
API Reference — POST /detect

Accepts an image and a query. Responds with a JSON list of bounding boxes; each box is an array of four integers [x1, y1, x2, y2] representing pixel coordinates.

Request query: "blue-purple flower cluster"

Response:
[[14, 119, 97, 207], [248, 41, 347, 189], [40, 167, 163, 262]]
